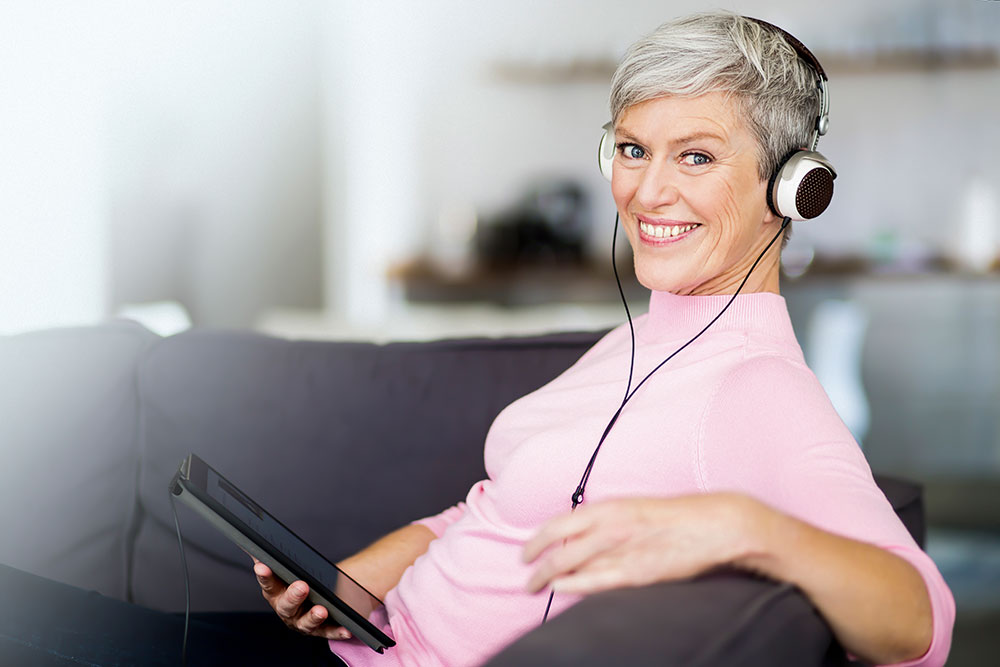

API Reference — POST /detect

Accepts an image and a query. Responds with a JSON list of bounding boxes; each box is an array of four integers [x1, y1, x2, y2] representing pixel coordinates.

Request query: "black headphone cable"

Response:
[[170, 491, 191, 666], [540, 214, 791, 624]]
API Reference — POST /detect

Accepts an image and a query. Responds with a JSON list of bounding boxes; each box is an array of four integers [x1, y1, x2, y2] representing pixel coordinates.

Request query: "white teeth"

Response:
[[640, 222, 697, 238]]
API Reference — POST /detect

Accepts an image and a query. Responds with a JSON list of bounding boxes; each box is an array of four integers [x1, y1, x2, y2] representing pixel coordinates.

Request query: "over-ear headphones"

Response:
[[598, 16, 837, 221]]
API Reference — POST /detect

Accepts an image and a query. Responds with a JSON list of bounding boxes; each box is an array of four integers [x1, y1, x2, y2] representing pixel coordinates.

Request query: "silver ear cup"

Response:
[[598, 122, 614, 181], [768, 150, 837, 220]]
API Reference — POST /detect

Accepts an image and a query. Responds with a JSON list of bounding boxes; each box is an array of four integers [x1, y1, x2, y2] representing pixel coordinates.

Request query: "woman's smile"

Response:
[[636, 216, 702, 245]]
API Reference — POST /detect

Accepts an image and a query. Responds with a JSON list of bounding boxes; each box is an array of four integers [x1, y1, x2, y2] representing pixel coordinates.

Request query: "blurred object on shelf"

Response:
[[867, 230, 942, 275], [781, 239, 816, 279], [428, 201, 478, 279], [948, 177, 1000, 274], [807, 299, 870, 446], [868, 230, 900, 268], [783, 252, 954, 279], [475, 180, 592, 268]]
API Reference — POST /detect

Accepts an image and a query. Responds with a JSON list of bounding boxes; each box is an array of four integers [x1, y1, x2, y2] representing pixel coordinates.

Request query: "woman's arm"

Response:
[[337, 523, 437, 599], [523, 493, 935, 666], [737, 497, 932, 665]]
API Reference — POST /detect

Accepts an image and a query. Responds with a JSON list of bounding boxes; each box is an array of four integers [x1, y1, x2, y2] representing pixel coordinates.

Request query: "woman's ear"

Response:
[[758, 178, 780, 226]]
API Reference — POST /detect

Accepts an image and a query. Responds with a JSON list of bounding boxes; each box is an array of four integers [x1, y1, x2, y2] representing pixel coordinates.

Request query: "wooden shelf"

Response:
[[489, 47, 1000, 84]]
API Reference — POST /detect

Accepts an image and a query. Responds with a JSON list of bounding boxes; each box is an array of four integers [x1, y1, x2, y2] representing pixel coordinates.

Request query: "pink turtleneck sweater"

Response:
[[332, 291, 954, 667]]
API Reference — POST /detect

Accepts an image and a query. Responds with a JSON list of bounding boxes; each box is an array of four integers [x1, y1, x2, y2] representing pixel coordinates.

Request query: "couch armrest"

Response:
[[489, 474, 924, 667], [486, 570, 838, 666], [873, 473, 925, 549]]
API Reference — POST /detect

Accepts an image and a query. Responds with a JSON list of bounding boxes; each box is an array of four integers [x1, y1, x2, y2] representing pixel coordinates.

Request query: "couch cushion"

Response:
[[0, 320, 158, 599], [131, 328, 602, 611]]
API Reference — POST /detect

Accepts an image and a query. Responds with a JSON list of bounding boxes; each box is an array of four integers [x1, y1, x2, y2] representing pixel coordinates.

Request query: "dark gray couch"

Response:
[[0, 320, 925, 665]]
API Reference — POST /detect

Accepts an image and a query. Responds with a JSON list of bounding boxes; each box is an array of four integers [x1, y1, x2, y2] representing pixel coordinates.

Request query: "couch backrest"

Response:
[[0, 321, 158, 599], [130, 328, 601, 611]]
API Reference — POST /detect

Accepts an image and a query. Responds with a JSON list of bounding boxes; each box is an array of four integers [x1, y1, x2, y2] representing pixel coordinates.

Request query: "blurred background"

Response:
[[1, 0, 998, 662]]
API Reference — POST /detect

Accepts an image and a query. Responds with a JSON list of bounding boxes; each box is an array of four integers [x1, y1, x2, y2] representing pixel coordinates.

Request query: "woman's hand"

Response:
[[250, 523, 437, 641], [523, 493, 759, 595], [252, 559, 353, 641]]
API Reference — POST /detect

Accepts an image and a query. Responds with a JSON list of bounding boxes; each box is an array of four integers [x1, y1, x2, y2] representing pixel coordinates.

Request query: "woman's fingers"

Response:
[[525, 495, 754, 597], [276, 581, 310, 619], [525, 528, 624, 593], [522, 508, 599, 563], [296, 604, 328, 633], [254, 562, 284, 598], [251, 562, 352, 639], [549, 560, 631, 594], [292, 606, 353, 640]]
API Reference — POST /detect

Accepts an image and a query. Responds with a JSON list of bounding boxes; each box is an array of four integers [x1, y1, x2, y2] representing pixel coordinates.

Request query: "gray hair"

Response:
[[610, 11, 820, 183]]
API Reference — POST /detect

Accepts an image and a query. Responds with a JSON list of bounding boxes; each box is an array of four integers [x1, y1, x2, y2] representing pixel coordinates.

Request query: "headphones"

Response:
[[598, 17, 837, 221]]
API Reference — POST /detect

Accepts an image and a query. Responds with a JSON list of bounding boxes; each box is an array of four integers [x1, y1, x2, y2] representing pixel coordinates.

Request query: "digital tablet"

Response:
[[169, 453, 395, 654]]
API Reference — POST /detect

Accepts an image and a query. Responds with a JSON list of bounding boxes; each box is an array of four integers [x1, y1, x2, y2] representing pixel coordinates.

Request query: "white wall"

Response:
[[0, 0, 323, 334], [0, 3, 111, 334], [106, 1, 323, 328]]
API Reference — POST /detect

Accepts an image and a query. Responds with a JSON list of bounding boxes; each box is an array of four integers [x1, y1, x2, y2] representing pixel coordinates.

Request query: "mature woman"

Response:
[[257, 11, 954, 667]]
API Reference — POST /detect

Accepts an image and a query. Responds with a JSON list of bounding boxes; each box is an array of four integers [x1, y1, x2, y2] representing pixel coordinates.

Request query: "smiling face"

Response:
[[611, 92, 784, 296]]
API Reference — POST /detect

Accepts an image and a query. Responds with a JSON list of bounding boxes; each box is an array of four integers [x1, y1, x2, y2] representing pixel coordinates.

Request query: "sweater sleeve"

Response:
[[410, 502, 468, 538], [697, 355, 955, 667]]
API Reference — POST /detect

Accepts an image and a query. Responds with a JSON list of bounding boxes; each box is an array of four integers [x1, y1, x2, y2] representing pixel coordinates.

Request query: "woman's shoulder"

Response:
[[696, 352, 867, 493], [702, 350, 851, 445], [727, 350, 817, 392]]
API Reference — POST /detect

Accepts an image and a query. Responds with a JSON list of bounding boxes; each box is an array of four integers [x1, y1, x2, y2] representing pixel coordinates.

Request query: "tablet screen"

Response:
[[201, 464, 384, 623]]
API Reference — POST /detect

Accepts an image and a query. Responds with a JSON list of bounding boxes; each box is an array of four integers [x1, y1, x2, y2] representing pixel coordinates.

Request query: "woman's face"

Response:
[[611, 92, 782, 296]]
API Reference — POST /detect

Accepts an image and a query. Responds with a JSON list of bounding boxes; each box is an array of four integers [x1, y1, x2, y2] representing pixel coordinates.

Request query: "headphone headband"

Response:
[[743, 17, 827, 80], [744, 16, 829, 149]]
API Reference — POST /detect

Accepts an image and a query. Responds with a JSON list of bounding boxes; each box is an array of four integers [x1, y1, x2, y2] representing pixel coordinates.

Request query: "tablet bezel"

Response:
[[170, 453, 395, 654]]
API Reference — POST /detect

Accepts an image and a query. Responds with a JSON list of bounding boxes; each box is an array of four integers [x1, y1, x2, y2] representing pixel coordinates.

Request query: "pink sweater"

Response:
[[333, 291, 954, 667]]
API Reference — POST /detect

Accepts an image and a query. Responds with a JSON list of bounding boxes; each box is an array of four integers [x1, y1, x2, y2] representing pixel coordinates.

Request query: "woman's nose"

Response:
[[634, 162, 680, 210]]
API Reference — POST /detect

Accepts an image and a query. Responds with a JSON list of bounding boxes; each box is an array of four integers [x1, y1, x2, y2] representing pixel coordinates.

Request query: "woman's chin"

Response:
[[634, 271, 691, 295], [633, 262, 692, 294]]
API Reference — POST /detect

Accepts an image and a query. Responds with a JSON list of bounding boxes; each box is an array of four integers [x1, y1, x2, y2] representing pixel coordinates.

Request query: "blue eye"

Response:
[[682, 152, 711, 166], [618, 143, 646, 160]]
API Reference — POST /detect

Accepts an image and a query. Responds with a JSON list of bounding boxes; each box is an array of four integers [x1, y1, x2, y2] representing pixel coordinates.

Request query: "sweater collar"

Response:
[[640, 289, 797, 343]]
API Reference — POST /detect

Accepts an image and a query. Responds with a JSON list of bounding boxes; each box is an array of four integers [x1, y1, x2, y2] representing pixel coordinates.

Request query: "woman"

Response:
[[257, 11, 954, 667]]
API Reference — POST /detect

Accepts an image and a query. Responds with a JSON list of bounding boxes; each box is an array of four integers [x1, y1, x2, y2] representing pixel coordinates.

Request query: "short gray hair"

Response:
[[610, 11, 820, 183]]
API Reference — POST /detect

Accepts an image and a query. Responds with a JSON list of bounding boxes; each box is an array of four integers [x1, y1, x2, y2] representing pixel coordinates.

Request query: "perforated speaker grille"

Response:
[[796, 168, 834, 219]]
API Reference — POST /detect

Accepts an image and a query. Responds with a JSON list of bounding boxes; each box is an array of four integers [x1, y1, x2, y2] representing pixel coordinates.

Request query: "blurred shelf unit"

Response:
[[391, 259, 647, 307], [490, 47, 1000, 84], [393, 254, 1000, 307], [821, 47, 1000, 74]]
